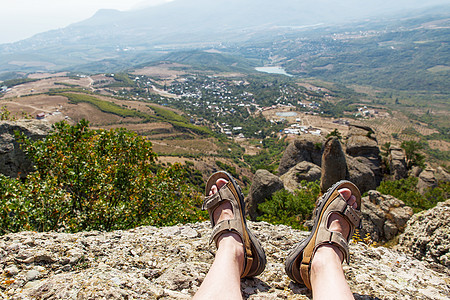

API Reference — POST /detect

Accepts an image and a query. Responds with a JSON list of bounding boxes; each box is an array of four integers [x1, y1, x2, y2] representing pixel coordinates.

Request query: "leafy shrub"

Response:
[[377, 177, 449, 213], [257, 181, 319, 229], [326, 129, 342, 140], [0, 120, 206, 234]]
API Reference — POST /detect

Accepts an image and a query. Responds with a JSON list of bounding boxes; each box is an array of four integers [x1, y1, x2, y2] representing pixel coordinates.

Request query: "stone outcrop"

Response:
[[346, 156, 377, 193], [411, 166, 449, 194], [360, 191, 414, 242], [280, 161, 321, 192], [409, 165, 423, 178], [245, 169, 284, 220], [435, 166, 450, 183], [320, 137, 348, 193], [1, 222, 448, 299], [345, 126, 376, 153], [388, 146, 407, 180], [278, 135, 324, 176], [345, 125, 382, 189], [417, 168, 439, 193], [0, 120, 51, 178], [396, 199, 450, 268]]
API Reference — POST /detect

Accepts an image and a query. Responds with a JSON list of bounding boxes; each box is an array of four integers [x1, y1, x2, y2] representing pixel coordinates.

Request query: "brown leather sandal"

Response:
[[285, 180, 362, 290], [202, 171, 266, 278]]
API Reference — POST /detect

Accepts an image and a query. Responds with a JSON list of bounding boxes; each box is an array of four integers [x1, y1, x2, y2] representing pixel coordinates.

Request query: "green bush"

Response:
[[0, 120, 206, 234], [257, 180, 319, 229], [377, 177, 449, 213]]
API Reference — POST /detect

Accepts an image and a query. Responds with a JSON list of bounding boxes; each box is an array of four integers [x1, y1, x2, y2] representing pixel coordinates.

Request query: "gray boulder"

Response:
[[245, 169, 284, 220], [280, 161, 321, 192], [409, 165, 423, 178], [389, 146, 407, 180], [435, 166, 450, 183], [360, 190, 413, 242], [417, 168, 438, 193], [396, 199, 450, 268], [320, 137, 348, 193], [346, 156, 377, 194], [416, 167, 450, 194], [0, 120, 51, 178], [278, 135, 324, 175], [345, 125, 382, 187]]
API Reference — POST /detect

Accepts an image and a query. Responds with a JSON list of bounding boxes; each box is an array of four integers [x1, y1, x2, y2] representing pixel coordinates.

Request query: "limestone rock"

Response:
[[396, 199, 450, 268], [346, 156, 377, 194], [389, 146, 407, 180], [0, 222, 448, 299], [246, 169, 284, 220], [278, 136, 324, 176], [435, 166, 450, 183], [409, 165, 423, 178], [0, 120, 51, 178], [320, 137, 348, 193], [345, 125, 382, 188], [280, 162, 321, 193], [359, 191, 413, 243], [417, 168, 438, 193], [345, 125, 379, 157]]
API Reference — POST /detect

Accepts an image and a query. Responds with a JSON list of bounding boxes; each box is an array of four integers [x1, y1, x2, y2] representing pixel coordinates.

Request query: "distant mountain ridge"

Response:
[[0, 0, 449, 74]]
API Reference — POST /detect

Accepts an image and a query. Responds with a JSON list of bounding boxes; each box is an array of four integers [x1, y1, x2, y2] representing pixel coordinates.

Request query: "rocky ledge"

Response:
[[1, 222, 449, 299]]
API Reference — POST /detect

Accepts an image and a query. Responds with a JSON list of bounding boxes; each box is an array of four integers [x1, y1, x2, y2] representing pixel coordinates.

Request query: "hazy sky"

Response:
[[1, 0, 449, 45], [0, 0, 174, 44]]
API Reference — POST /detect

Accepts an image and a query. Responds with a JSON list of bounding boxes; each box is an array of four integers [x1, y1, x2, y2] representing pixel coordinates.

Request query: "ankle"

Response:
[[311, 244, 343, 274], [217, 232, 244, 266]]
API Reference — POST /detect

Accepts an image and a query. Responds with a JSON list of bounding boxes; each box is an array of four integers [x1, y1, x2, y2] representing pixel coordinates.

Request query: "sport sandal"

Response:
[[285, 180, 362, 290], [202, 171, 266, 278]]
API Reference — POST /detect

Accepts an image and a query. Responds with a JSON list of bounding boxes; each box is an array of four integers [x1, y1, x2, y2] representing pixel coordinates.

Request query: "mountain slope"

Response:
[[0, 0, 449, 73]]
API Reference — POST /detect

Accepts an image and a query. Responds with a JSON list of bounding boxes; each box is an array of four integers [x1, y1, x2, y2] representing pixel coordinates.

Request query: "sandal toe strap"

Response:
[[343, 205, 362, 228], [331, 195, 362, 228], [202, 183, 235, 224]]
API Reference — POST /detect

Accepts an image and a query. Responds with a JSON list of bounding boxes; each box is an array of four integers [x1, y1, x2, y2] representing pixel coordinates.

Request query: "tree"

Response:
[[326, 129, 342, 140], [1, 120, 206, 234], [401, 140, 425, 169]]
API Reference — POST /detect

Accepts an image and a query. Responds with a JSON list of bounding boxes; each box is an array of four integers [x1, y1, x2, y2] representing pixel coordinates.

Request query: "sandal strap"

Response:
[[202, 183, 234, 211], [315, 230, 350, 262], [330, 194, 362, 228], [209, 218, 242, 245]]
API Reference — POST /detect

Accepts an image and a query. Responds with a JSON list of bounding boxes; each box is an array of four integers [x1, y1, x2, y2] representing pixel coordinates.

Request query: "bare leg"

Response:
[[193, 179, 244, 300], [310, 188, 356, 300]]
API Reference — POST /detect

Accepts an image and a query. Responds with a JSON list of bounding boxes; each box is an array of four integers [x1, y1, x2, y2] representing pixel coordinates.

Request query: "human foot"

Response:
[[284, 180, 361, 290], [202, 171, 267, 278], [312, 187, 357, 265], [209, 178, 244, 268]]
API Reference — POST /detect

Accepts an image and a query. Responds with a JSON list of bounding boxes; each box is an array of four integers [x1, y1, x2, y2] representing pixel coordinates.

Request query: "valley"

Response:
[[1, 59, 447, 188]]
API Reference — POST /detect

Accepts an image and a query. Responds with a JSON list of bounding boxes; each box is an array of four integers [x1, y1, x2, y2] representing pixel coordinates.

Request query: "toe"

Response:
[[209, 179, 228, 196], [209, 184, 218, 196], [216, 178, 228, 189], [338, 188, 358, 209], [338, 188, 351, 201]]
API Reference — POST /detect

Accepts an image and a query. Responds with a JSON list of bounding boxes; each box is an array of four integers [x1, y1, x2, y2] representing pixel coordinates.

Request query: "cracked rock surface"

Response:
[[1, 222, 449, 299]]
